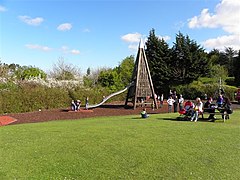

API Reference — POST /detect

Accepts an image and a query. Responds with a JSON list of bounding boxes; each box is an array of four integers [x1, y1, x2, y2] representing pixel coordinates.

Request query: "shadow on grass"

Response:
[[132, 117, 146, 120], [156, 116, 217, 123]]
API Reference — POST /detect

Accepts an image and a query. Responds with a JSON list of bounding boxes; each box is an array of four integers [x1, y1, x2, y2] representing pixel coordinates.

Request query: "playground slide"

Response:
[[87, 84, 131, 109]]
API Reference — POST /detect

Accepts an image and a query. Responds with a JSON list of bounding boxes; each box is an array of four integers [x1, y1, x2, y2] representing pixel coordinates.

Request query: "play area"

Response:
[[1, 40, 239, 126]]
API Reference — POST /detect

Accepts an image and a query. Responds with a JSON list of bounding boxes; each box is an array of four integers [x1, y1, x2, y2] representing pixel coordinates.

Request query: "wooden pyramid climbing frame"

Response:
[[125, 40, 158, 109]]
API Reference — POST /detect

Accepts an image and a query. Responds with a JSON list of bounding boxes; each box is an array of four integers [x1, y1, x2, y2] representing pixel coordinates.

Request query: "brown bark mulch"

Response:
[[3, 102, 169, 126], [1, 101, 239, 126]]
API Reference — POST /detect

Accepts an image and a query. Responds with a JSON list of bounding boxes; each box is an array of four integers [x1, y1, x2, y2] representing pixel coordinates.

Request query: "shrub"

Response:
[[174, 80, 238, 101], [0, 83, 70, 114]]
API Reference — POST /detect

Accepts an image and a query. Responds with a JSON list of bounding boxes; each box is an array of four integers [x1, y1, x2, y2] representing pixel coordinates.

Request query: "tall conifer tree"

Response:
[[145, 29, 172, 94], [170, 32, 209, 85]]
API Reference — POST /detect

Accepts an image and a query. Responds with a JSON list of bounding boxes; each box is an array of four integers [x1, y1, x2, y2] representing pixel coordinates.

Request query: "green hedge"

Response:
[[174, 80, 238, 101], [0, 84, 70, 114], [0, 83, 127, 114]]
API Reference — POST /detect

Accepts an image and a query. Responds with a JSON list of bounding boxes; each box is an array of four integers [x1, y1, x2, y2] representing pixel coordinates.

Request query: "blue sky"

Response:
[[0, 0, 239, 74]]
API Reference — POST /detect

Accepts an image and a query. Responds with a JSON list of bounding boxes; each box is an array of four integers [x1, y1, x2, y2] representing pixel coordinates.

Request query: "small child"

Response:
[[76, 100, 81, 111], [71, 100, 77, 111], [85, 97, 89, 110], [141, 108, 149, 118]]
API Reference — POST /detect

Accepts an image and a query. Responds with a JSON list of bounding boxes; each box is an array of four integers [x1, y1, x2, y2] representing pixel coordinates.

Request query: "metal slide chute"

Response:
[[87, 84, 132, 109]]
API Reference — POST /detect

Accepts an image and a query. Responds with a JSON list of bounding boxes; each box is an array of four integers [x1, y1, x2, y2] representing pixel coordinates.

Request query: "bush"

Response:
[[0, 83, 70, 114], [225, 77, 235, 86], [174, 80, 238, 101]]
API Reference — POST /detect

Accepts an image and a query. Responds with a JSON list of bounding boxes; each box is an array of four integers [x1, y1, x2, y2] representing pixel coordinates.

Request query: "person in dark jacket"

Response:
[[203, 97, 216, 120]]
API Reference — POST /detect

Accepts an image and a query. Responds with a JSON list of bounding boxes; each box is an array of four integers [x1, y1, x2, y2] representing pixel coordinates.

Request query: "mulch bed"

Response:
[[1, 101, 239, 126], [2, 102, 169, 126]]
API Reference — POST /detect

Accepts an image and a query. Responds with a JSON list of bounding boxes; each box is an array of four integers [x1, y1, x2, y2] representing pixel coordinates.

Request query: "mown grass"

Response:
[[0, 110, 240, 179]]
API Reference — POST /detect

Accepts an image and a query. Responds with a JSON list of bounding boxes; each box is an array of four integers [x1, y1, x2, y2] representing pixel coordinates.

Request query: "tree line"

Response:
[[145, 29, 240, 95], [1, 28, 240, 97]]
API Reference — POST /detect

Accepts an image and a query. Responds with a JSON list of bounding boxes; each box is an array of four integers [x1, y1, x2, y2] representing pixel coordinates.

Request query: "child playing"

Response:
[[141, 108, 149, 118]]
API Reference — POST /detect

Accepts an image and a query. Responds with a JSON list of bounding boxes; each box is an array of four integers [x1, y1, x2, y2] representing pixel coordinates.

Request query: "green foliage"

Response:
[[233, 50, 240, 86], [117, 55, 134, 86], [208, 64, 228, 81], [83, 75, 94, 87], [0, 81, 18, 90], [49, 58, 80, 80], [145, 28, 171, 94], [146, 30, 210, 95], [170, 32, 210, 85], [225, 77, 236, 86], [1, 112, 240, 179], [0, 83, 70, 114], [98, 69, 123, 91], [15, 66, 47, 80], [174, 79, 238, 100], [67, 85, 109, 105]]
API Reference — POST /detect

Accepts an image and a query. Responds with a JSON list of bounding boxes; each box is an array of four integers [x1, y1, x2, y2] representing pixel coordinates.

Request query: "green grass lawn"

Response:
[[1, 111, 240, 179]]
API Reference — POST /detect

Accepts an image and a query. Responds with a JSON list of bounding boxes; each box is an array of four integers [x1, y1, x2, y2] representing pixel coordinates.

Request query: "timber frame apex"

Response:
[[125, 40, 158, 109]]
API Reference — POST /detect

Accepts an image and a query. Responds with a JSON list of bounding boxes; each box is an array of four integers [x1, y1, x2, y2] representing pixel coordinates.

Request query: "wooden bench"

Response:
[[201, 111, 229, 122]]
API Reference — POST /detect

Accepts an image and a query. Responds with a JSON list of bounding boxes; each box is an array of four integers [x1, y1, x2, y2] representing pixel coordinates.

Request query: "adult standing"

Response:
[[167, 96, 175, 113], [160, 94, 164, 108], [172, 91, 178, 113], [178, 94, 184, 111]]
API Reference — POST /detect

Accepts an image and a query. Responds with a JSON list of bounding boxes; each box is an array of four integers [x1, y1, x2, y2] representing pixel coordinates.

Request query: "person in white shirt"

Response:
[[167, 96, 175, 113], [178, 94, 184, 111]]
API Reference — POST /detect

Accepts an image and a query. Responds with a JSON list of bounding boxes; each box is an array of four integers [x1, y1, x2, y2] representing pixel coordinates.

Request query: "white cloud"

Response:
[[122, 32, 171, 51], [61, 46, 69, 52], [19, 15, 44, 26], [60, 46, 80, 55], [121, 33, 142, 43], [203, 34, 240, 51], [188, 0, 240, 34], [188, 0, 240, 50], [57, 23, 72, 31], [128, 44, 138, 51], [70, 49, 80, 55], [25, 44, 52, 51], [158, 35, 171, 41], [0, 5, 7, 12], [174, 21, 185, 30], [83, 28, 90, 32]]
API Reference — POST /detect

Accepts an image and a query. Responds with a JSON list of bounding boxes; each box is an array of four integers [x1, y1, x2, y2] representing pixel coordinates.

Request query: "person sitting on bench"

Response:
[[220, 96, 232, 119], [141, 108, 149, 118], [190, 97, 203, 122], [204, 97, 216, 120]]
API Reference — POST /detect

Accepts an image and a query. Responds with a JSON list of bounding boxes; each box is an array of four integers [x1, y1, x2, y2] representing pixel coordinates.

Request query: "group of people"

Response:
[[71, 100, 81, 111], [166, 90, 185, 113], [182, 94, 232, 122], [71, 97, 89, 111]]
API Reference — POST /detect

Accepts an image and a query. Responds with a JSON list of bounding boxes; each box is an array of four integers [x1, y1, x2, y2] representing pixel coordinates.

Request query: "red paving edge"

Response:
[[0, 116, 17, 126]]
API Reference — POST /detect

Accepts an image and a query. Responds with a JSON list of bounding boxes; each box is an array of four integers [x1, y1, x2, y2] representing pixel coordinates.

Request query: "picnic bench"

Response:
[[201, 108, 230, 122]]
